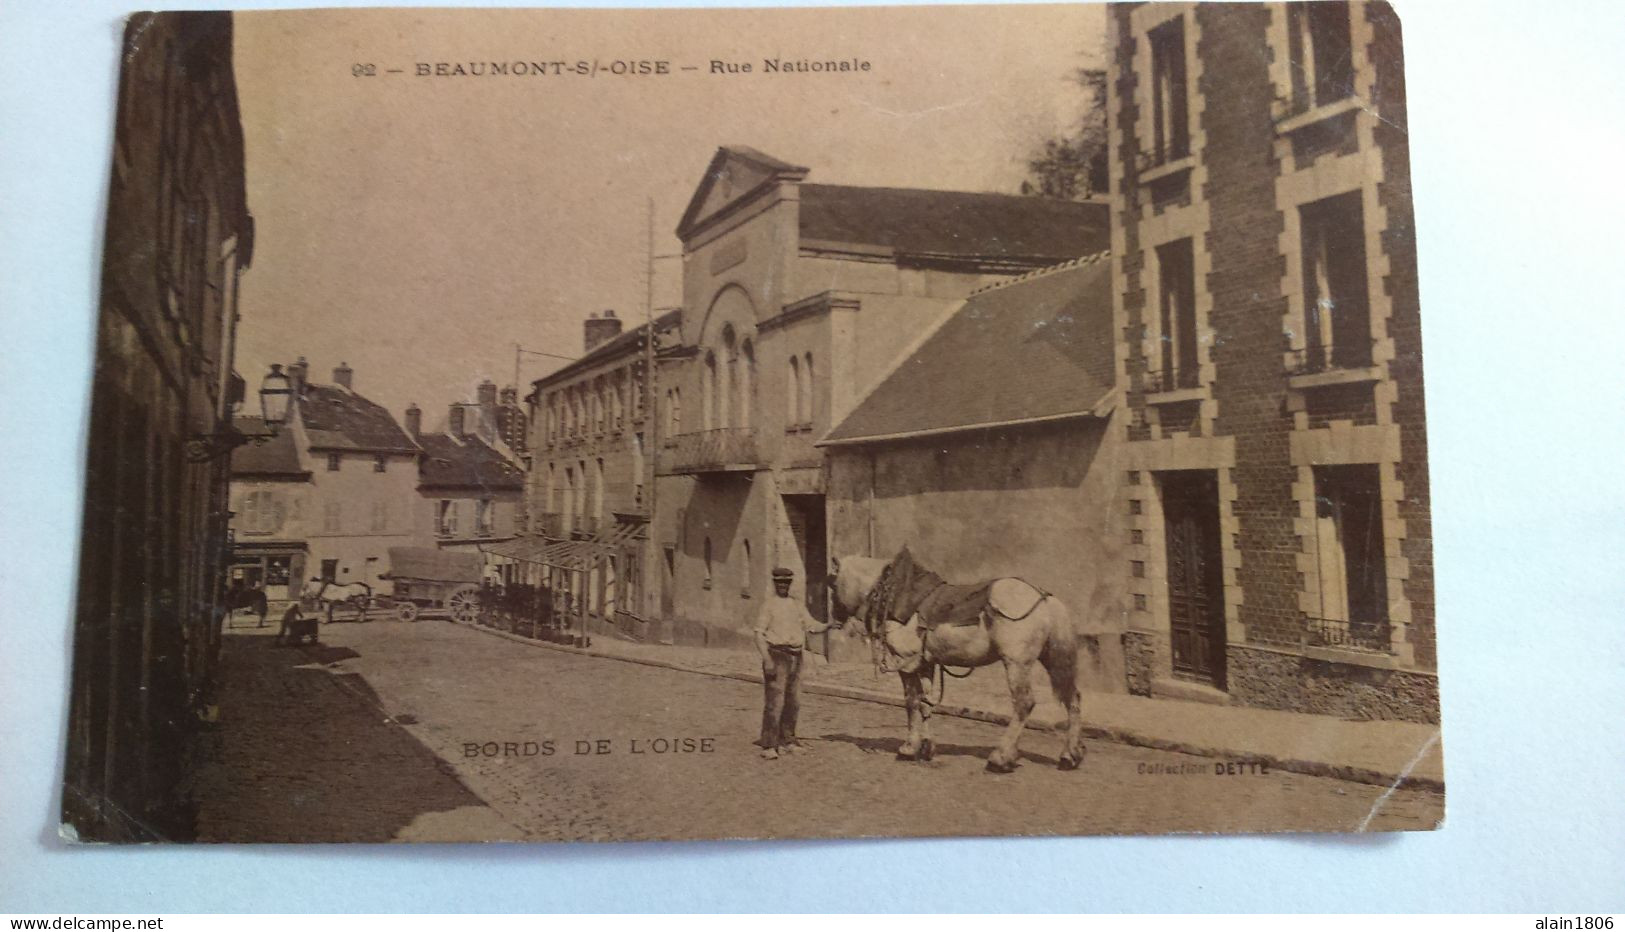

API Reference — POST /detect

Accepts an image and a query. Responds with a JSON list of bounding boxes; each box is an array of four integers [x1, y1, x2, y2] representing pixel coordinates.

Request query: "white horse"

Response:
[[829, 548, 1087, 773], [302, 578, 374, 623]]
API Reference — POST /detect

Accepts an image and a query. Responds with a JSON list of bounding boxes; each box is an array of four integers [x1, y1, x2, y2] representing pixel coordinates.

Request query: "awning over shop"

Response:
[[480, 523, 646, 571]]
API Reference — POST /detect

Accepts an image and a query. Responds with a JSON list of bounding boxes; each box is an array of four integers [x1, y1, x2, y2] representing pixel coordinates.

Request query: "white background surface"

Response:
[[2, 0, 1622, 913]]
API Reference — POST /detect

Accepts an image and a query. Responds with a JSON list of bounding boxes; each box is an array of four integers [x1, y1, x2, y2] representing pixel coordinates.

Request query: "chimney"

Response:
[[477, 379, 498, 409], [333, 361, 353, 390], [404, 403, 421, 437], [499, 386, 518, 406], [448, 405, 466, 438], [584, 309, 623, 353], [288, 356, 309, 396]]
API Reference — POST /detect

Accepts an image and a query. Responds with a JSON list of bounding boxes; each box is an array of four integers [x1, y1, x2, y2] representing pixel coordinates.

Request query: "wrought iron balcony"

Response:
[[1287, 339, 1376, 377], [659, 428, 761, 475], [1143, 367, 1201, 395], [1305, 616, 1392, 654]]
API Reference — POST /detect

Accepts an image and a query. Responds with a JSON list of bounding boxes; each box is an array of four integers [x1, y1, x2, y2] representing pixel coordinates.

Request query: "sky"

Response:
[[231, 5, 1106, 425]]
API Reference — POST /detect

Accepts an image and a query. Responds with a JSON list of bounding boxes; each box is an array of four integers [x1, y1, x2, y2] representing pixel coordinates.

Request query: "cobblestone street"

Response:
[[197, 617, 1443, 842]]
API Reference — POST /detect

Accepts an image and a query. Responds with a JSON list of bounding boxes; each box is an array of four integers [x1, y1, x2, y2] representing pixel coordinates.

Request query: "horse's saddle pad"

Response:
[[915, 579, 1044, 630]]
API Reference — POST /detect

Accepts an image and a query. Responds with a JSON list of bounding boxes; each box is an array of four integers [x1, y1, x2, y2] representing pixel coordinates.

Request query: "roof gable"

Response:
[[822, 254, 1116, 446], [676, 146, 809, 241]]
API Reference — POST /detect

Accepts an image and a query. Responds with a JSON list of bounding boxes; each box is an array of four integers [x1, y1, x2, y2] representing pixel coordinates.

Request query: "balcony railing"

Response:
[[1143, 367, 1201, 395], [659, 428, 761, 475], [1305, 616, 1392, 654], [1287, 339, 1376, 377]]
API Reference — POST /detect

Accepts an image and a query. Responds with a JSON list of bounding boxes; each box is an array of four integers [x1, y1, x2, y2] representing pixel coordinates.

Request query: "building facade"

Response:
[[228, 359, 421, 596], [408, 381, 526, 565], [65, 12, 254, 841], [653, 146, 1110, 651], [505, 309, 681, 638], [1108, 1, 1435, 720], [822, 256, 1129, 689]]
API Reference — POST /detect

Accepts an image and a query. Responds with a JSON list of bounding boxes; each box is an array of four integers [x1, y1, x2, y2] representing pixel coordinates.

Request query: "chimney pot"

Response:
[[404, 403, 421, 437], [477, 380, 498, 408], [333, 361, 353, 390], [448, 405, 466, 438], [584, 310, 624, 353]]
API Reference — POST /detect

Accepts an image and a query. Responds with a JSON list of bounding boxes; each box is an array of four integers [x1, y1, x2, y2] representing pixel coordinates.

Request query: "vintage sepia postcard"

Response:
[[64, 2, 1443, 844]]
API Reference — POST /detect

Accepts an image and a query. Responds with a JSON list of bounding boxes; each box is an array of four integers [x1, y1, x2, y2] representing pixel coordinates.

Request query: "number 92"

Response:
[[352, 63, 377, 77]]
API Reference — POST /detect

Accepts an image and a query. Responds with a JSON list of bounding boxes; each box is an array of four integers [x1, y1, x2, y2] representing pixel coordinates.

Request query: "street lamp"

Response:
[[186, 364, 294, 463]]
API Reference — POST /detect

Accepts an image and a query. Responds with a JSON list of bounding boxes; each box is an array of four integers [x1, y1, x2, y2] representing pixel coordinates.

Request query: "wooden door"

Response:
[[1162, 472, 1226, 689]]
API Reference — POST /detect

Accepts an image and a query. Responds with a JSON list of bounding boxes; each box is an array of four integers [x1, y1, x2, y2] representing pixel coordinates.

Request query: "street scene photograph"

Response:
[[63, 1, 1444, 844]]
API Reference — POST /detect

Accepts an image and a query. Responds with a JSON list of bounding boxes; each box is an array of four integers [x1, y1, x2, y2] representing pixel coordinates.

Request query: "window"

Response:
[[475, 498, 494, 537], [1155, 238, 1199, 390], [703, 352, 717, 430], [1287, 1, 1355, 112], [238, 490, 286, 536], [632, 433, 645, 506], [671, 388, 681, 436], [1148, 16, 1190, 165], [373, 454, 387, 473], [323, 502, 341, 533], [437, 499, 459, 538], [787, 356, 800, 429], [1309, 465, 1389, 651], [611, 373, 624, 429], [320, 559, 339, 583], [801, 352, 814, 425], [702, 537, 713, 589], [592, 458, 605, 522], [1299, 191, 1372, 371], [326, 452, 342, 471], [371, 500, 388, 533], [740, 338, 756, 429], [741, 538, 752, 598], [722, 325, 737, 429]]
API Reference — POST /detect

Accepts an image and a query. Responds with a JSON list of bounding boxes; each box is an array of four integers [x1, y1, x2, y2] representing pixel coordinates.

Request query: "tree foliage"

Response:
[[1021, 68, 1110, 201]]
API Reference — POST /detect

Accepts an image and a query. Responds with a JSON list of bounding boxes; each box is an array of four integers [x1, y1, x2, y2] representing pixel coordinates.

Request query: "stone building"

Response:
[[498, 308, 681, 638], [1107, 1, 1435, 720], [406, 380, 526, 567], [821, 255, 1127, 687], [64, 12, 254, 840], [652, 146, 1109, 651], [228, 359, 421, 596]]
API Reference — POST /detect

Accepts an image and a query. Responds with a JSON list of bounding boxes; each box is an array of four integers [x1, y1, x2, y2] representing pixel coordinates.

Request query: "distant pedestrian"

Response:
[[753, 566, 829, 760]]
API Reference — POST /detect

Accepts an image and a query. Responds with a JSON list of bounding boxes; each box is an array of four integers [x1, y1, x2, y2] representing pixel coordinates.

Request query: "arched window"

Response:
[[742, 538, 752, 597], [562, 466, 575, 522], [741, 338, 756, 428], [787, 356, 800, 428], [703, 537, 713, 588], [593, 458, 605, 522], [577, 459, 589, 526], [721, 324, 737, 429], [802, 352, 814, 425], [703, 352, 717, 431], [672, 387, 682, 436], [545, 463, 557, 512]]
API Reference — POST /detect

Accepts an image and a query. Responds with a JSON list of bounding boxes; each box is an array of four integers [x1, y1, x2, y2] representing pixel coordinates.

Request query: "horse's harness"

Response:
[[861, 560, 1051, 707]]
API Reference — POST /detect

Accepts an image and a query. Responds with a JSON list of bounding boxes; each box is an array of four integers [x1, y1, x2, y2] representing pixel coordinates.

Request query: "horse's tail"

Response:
[[253, 591, 268, 616]]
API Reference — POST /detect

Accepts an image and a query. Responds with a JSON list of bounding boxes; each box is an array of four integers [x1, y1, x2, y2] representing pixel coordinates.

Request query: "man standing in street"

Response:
[[754, 566, 829, 760]]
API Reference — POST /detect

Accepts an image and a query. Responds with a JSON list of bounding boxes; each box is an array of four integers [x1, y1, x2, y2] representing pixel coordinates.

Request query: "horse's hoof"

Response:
[[895, 749, 918, 762], [919, 740, 935, 762], [1058, 755, 1080, 771], [985, 758, 1017, 774]]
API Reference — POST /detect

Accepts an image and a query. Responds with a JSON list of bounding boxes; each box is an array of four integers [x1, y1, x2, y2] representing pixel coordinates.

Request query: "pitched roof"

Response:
[[416, 431, 524, 492], [676, 146, 811, 239], [297, 383, 419, 454], [799, 185, 1109, 265], [821, 254, 1116, 446], [228, 416, 307, 478], [532, 308, 683, 390]]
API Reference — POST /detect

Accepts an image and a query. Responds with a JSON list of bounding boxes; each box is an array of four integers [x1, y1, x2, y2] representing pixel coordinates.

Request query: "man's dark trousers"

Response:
[[758, 645, 803, 749]]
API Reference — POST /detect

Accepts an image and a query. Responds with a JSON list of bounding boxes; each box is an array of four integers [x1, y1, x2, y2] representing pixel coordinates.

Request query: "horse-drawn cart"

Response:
[[381, 547, 483, 623]]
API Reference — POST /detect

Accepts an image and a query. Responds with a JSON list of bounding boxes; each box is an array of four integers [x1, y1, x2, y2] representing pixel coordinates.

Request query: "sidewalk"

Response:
[[460, 619, 1444, 792]]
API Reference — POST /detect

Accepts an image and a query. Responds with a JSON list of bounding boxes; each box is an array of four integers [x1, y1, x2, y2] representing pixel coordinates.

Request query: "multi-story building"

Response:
[[228, 359, 421, 595], [407, 381, 526, 565], [504, 309, 681, 639], [1107, 1, 1435, 720], [653, 146, 1109, 650], [65, 12, 254, 840]]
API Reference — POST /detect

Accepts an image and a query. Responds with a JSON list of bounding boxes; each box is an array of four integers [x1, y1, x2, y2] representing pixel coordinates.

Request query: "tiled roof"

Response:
[[821, 254, 1115, 445], [799, 185, 1109, 264], [228, 416, 307, 478], [297, 383, 419, 454], [416, 431, 524, 491]]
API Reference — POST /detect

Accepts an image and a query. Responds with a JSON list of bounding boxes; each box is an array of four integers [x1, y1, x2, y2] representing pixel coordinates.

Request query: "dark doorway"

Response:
[[783, 495, 828, 625], [1160, 471, 1226, 689], [660, 545, 676, 617]]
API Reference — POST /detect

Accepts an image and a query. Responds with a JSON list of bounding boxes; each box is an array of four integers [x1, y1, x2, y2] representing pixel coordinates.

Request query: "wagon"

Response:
[[380, 547, 484, 623]]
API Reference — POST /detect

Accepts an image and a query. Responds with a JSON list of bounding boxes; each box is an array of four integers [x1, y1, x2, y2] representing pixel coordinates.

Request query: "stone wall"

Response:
[[1227, 644, 1440, 723]]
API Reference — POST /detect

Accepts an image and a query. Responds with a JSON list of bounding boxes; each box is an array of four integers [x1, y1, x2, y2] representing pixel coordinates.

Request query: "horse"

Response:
[[301, 578, 374, 624], [829, 547, 1087, 774], [224, 581, 269, 627]]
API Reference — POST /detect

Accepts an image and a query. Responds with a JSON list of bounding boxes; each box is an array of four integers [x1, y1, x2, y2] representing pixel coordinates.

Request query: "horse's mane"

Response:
[[868, 546, 945, 627]]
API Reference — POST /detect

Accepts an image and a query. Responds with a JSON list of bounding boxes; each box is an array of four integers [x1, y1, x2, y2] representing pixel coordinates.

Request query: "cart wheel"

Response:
[[397, 601, 420, 623], [447, 586, 480, 624]]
